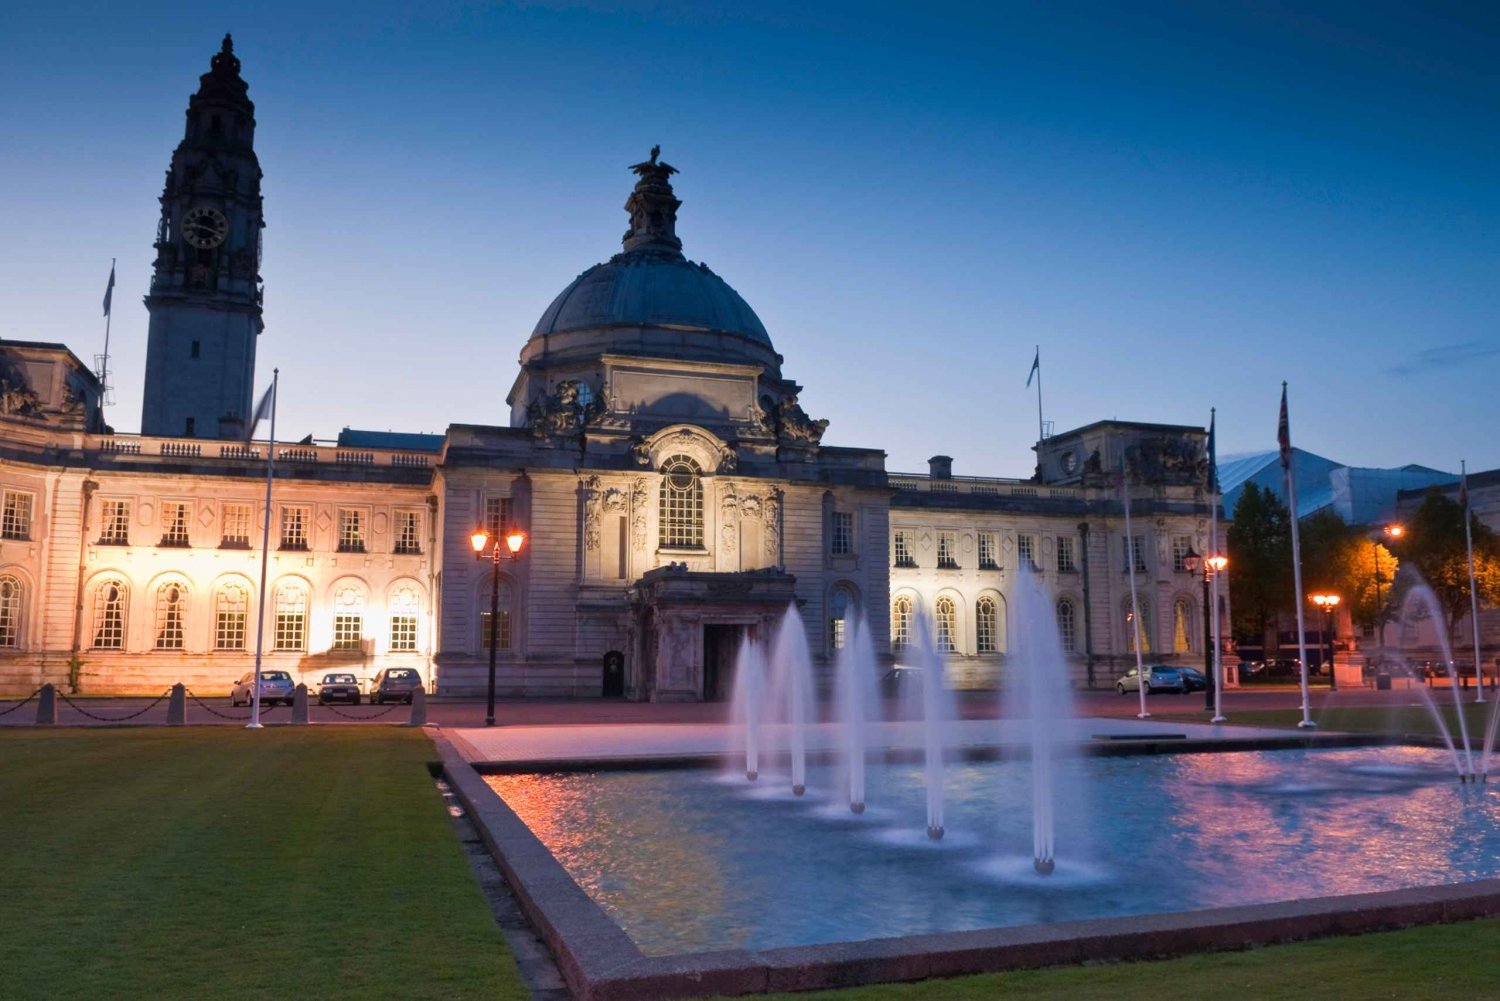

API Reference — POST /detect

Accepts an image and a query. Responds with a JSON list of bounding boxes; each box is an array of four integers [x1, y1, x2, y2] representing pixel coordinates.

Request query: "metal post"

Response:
[[1202, 569, 1214, 710], [486, 548, 500, 727], [1373, 539, 1385, 649], [1327, 606, 1337, 692]]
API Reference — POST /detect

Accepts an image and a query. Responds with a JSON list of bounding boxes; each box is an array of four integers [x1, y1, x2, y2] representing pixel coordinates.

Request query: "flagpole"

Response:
[[1034, 345, 1044, 446], [1282, 383, 1314, 728], [1210, 407, 1226, 722], [1462, 460, 1485, 702], [247, 368, 278, 730], [1122, 451, 1149, 719], [99, 258, 115, 422]]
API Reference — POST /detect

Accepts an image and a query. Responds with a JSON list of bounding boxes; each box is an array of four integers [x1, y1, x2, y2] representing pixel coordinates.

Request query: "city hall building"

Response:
[[0, 39, 1220, 698]]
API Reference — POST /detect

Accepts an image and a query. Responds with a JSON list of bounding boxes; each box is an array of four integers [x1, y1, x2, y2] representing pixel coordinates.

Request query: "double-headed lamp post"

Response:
[[1182, 547, 1229, 712], [1311, 593, 1341, 691], [470, 527, 526, 727]]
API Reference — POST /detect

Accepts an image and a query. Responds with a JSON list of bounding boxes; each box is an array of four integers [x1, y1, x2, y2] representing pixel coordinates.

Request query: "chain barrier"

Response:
[[316, 700, 405, 720], [0, 688, 43, 718], [56, 689, 173, 722], [184, 689, 285, 721]]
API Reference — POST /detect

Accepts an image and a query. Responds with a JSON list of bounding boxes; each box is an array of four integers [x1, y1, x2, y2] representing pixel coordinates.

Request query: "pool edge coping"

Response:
[[431, 731, 1500, 1000]]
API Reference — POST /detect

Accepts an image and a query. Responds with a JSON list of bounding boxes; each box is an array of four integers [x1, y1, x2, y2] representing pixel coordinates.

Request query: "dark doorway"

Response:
[[602, 650, 625, 698], [702, 625, 743, 702]]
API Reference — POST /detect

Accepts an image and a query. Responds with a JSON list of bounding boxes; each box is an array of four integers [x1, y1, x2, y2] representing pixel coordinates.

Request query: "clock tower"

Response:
[[141, 35, 264, 439]]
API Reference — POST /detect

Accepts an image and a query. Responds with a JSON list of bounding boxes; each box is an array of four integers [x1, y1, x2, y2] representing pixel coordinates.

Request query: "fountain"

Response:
[[730, 633, 766, 781], [769, 603, 815, 796], [907, 608, 954, 840], [1390, 580, 1476, 780], [833, 610, 877, 813]]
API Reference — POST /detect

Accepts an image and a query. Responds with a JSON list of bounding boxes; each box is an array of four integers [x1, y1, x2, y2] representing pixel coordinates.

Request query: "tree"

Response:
[[1392, 488, 1500, 646], [1227, 483, 1292, 651], [1298, 510, 1399, 636]]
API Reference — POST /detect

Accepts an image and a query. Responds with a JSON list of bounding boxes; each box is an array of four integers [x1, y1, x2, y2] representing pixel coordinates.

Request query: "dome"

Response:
[[531, 253, 770, 344]]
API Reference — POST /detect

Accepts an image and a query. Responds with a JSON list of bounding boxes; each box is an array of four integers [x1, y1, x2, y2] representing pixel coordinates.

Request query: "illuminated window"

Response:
[[389, 585, 420, 652], [830, 511, 853, 556], [0, 575, 22, 647], [828, 587, 855, 651], [976, 596, 998, 653], [935, 596, 957, 652], [659, 456, 703, 548], [936, 531, 958, 569], [337, 508, 365, 553], [221, 502, 252, 548], [332, 585, 364, 652], [394, 510, 422, 555], [893, 530, 916, 568], [892, 595, 912, 649], [1124, 596, 1153, 654], [92, 579, 127, 649], [215, 583, 248, 651], [1, 491, 33, 541], [479, 579, 513, 650], [1056, 536, 1077, 573], [159, 501, 190, 547], [978, 533, 998, 569], [1017, 534, 1039, 571], [154, 582, 187, 650], [1056, 597, 1077, 653], [1173, 597, 1194, 654], [1172, 536, 1193, 573], [280, 506, 309, 550], [273, 584, 307, 651], [100, 500, 130, 545]]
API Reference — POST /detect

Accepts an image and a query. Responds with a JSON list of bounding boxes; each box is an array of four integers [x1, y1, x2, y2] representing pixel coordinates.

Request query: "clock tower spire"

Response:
[[141, 34, 264, 439]]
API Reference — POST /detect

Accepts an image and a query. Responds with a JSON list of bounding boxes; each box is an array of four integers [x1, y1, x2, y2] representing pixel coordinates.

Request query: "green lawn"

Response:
[[739, 917, 1500, 1000], [0, 727, 527, 1001], [1158, 702, 1500, 743]]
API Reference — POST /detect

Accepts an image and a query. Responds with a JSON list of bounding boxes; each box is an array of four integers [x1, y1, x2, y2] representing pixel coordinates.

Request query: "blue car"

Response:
[[1115, 665, 1186, 695]]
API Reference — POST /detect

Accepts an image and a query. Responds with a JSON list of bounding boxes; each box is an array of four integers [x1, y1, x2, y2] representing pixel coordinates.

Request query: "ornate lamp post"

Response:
[[1183, 546, 1228, 712], [470, 527, 526, 727], [1373, 524, 1402, 649], [1311, 593, 1341, 691]]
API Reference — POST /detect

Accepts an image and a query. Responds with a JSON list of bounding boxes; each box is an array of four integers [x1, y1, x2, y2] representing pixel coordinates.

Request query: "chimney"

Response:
[[928, 455, 953, 480]]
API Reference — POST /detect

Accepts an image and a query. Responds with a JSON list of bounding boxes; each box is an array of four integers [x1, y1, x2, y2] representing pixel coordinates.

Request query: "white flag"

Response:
[[245, 383, 275, 442]]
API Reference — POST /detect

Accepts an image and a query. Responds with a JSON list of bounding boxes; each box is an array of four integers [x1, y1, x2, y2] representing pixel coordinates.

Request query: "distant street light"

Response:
[[1311, 593, 1342, 691], [471, 527, 526, 727], [1183, 547, 1229, 712]]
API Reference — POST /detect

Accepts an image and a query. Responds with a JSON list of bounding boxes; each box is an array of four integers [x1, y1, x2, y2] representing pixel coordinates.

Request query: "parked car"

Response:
[[880, 665, 923, 697], [316, 672, 362, 705], [1115, 665, 1186, 695], [1176, 666, 1208, 692], [370, 667, 424, 704], [231, 670, 296, 706]]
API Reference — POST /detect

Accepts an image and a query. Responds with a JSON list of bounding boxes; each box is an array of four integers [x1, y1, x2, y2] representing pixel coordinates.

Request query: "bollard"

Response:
[[291, 683, 310, 725], [166, 683, 187, 725], [407, 687, 428, 727], [35, 683, 57, 725]]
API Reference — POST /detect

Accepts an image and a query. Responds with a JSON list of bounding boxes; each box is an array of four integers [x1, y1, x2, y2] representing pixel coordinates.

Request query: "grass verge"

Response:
[[1156, 702, 1499, 743], [0, 727, 527, 1001]]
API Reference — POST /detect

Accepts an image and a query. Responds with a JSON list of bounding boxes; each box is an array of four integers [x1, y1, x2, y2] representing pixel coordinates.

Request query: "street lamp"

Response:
[[1310, 593, 1341, 691], [1182, 547, 1228, 712], [470, 527, 526, 727], [1372, 523, 1403, 648]]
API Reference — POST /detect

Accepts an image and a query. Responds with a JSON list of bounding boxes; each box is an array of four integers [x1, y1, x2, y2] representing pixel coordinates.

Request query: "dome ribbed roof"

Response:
[[531, 252, 770, 344]]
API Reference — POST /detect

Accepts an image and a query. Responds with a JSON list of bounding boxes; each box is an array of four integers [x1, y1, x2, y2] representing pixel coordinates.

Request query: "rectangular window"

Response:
[[160, 501, 190, 547], [100, 500, 131, 545], [936, 531, 959, 569], [1123, 535, 1147, 573], [1172, 535, 1193, 573], [1057, 536, 1077, 573], [978, 533, 998, 569], [390, 614, 418, 652], [1, 491, 33, 541], [484, 497, 513, 539], [830, 511, 853, 556], [893, 529, 916, 568], [333, 614, 363, 651], [830, 616, 846, 650], [337, 508, 365, 552], [1018, 534, 1038, 571], [480, 610, 512, 650], [221, 502, 252, 548], [274, 611, 305, 652], [394, 510, 422, 554], [216, 608, 246, 651], [280, 506, 309, 550]]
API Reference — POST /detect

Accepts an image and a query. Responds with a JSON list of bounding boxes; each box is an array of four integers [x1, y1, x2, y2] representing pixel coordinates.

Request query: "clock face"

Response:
[[182, 206, 229, 249]]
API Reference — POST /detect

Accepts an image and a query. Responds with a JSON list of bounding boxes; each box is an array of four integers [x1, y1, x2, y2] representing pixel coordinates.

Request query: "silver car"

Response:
[[231, 669, 297, 706], [1115, 665, 1186, 695]]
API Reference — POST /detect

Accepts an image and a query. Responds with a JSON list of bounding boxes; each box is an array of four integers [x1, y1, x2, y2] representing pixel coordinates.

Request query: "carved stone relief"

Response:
[[720, 485, 738, 554], [629, 477, 648, 552], [582, 476, 601, 552], [763, 489, 782, 563]]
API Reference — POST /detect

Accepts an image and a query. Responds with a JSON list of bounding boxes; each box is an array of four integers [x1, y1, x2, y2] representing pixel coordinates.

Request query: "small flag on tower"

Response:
[[1026, 348, 1040, 388], [1277, 383, 1292, 472], [1459, 465, 1469, 511], [1207, 408, 1218, 493], [102, 263, 115, 317], [245, 382, 275, 443]]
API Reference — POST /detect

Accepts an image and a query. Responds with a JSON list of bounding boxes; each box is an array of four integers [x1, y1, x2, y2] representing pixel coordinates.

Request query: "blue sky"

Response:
[[2, 1, 1496, 476]]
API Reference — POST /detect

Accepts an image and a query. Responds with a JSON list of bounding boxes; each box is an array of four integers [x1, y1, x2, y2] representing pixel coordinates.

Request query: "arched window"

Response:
[[92, 579, 127, 649], [273, 583, 308, 651], [1124, 596, 1152, 655], [658, 455, 704, 548], [332, 584, 365, 652], [215, 582, 248, 651], [480, 579, 514, 651], [935, 596, 958, 653], [389, 585, 420, 653], [828, 586, 855, 651], [892, 595, 913, 649], [1173, 597, 1195, 654], [976, 596, 998, 653], [154, 582, 187, 650], [0, 575, 22, 648], [1056, 597, 1077, 653]]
